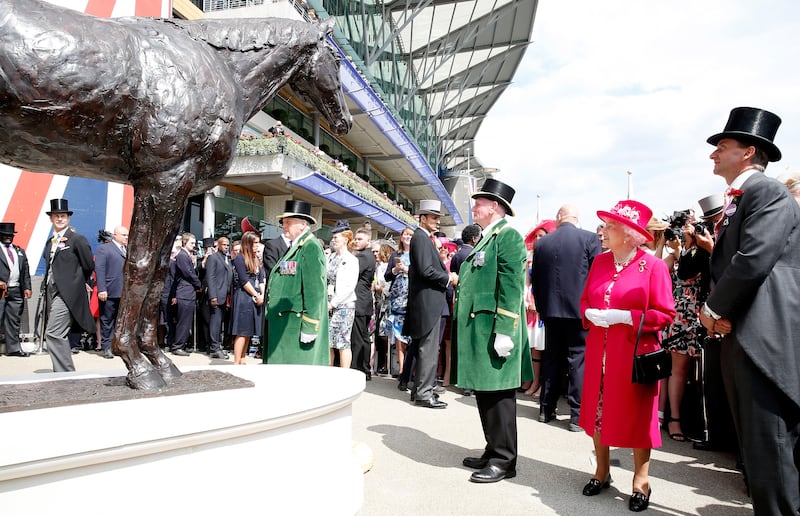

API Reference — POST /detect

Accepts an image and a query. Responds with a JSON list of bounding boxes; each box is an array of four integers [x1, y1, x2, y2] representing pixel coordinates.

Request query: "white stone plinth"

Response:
[[0, 365, 365, 515]]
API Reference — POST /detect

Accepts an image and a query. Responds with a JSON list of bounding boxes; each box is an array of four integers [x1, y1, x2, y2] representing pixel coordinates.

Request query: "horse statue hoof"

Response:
[[158, 362, 183, 383], [126, 368, 168, 391]]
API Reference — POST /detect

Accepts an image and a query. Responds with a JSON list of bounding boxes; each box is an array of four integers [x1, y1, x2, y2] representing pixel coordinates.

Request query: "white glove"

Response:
[[493, 334, 514, 358], [585, 308, 633, 328], [300, 333, 316, 343]]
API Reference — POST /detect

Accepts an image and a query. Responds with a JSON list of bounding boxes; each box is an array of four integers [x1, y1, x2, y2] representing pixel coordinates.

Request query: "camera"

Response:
[[693, 221, 708, 235], [664, 210, 692, 242]]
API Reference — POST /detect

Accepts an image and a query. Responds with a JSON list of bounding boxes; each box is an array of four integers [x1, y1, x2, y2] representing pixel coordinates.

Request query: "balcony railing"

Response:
[[236, 135, 415, 226]]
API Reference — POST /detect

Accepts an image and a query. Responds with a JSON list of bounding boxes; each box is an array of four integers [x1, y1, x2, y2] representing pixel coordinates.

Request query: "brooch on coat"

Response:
[[637, 259, 647, 273], [279, 260, 297, 275], [722, 189, 744, 227]]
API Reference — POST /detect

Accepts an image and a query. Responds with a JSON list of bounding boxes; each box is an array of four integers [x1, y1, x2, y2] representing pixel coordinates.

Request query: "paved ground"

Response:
[[0, 351, 753, 515]]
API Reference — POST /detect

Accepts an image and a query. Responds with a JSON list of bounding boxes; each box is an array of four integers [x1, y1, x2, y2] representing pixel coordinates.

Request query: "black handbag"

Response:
[[631, 314, 672, 384]]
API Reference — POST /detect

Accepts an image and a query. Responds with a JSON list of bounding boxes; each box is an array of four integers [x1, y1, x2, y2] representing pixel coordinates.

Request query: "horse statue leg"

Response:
[[113, 166, 195, 389]]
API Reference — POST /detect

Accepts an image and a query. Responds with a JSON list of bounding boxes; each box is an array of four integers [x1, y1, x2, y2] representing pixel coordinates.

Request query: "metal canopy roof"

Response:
[[379, 0, 538, 174]]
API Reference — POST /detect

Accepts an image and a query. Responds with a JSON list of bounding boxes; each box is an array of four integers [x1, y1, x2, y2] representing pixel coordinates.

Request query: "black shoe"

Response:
[[171, 349, 190, 356], [462, 457, 489, 470], [209, 351, 228, 359], [6, 350, 30, 357], [462, 388, 473, 396], [538, 412, 556, 423], [410, 390, 416, 402], [414, 398, 447, 409], [692, 440, 718, 452], [469, 464, 516, 483], [629, 488, 651, 512], [398, 382, 409, 392], [101, 349, 115, 359], [365, 373, 371, 381], [582, 476, 612, 496]]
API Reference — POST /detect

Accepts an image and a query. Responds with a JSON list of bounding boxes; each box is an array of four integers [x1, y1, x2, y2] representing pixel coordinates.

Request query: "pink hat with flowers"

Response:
[[597, 200, 653, 242]]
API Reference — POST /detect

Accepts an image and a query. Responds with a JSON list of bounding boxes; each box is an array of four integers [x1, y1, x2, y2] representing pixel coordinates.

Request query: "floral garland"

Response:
[[235, 135, 415, 225]]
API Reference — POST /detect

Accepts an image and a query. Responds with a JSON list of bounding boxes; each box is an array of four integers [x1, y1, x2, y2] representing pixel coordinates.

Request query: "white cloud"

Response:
[[476, 0, 800, 235]]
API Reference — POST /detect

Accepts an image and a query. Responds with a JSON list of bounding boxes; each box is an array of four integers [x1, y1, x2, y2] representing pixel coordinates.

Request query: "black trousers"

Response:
[[540, 317, 586, 421], [98, 297, 120, 351], [0, 286, 24, 354], [475, 389, 518, 470], [722, 335, 800, 515], [350, 313, 371, 375], [171, 297, 195, 350], [208, 304, 228, 353]]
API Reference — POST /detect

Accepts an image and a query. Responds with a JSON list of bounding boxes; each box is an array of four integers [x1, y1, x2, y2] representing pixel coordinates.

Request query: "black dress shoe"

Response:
[[538, 412, 556, 423], [692, 440, 718, 452], [414, 398, 447, 409], [469, 464, 516, 483], [101, 349, 115, 359], [462, 388, 473, 396], [462, 457, 489, 469], [6, 350, 30, 357], [171, 349, 190, 356], [209, 351, 228, 359], [398, 382, 409, 391], [582, 476, 612, 496], [629, 488, 651, 512]]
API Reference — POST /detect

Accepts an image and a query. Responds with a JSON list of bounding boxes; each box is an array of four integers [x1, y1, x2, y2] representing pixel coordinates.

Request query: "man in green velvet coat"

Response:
[[266, 200, 329, 365], [454, 178, 531, 484]]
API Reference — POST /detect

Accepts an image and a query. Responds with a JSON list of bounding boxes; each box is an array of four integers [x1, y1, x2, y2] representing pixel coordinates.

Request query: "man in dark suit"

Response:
[[532, 204, 601, 429], [404, 199, 454, 409], [449, 224, 481, 275], [699, 107, 800, 515], [169, 232, 202, 356], [350, 227, 376, 379], [0, 222, 32, 357], [263, 225, 290, 285], [204, 236, 232, 359], [94, 225, 128, 359], [42, 199, 95, 372]]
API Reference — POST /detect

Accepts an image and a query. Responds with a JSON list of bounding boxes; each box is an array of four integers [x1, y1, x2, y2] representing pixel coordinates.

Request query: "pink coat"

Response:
[[579, 249, 676, 448]]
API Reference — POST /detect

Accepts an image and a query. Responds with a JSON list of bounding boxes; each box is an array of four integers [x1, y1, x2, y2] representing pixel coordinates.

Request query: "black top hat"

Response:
[[331, 219, 351, 235], [707, 107, 782, 162], [46, 198, 73, 216], [277, 200, 316, 225], [202, 237, 215, 248], [0, 222, 17, 235], [471, 178, 516, 216], [97, 229, 113, 243]]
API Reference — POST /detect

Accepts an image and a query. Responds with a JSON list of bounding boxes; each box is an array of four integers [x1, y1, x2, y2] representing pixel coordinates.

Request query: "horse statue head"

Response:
[[290, 19, 352, 135]]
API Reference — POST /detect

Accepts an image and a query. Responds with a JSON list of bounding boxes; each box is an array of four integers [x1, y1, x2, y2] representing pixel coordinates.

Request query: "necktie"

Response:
[[121, 245, 127, 256], [6, 245, 14, 265]]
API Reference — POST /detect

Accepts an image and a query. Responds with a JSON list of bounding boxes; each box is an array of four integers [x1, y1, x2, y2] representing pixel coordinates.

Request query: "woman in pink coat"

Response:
[[579, 200, 676, 512]]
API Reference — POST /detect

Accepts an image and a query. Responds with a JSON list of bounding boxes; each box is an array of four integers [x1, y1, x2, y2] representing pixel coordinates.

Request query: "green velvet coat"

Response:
[[454, 218, 532, 390], [266, 230, 329, 365]]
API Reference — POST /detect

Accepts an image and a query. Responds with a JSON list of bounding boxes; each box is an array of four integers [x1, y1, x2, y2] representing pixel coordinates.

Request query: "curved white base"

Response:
[[0, 365, 365, 515]]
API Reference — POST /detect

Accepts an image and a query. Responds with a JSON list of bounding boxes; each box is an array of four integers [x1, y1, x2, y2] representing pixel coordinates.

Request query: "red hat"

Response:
[[524, 219, 557, 249], [597, 200, 653, 242]]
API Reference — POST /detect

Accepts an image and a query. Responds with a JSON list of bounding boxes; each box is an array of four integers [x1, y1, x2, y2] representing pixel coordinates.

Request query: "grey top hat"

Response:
[[0, 222, 17, 235], [471, 178, 516, 216], [707, 107, 782, 162], [278, 199, 316, 225], [46, 198, 73, 216], [698, 194, 724, 219], [416, 199, 442, 216], [331, 219, 351, 234]]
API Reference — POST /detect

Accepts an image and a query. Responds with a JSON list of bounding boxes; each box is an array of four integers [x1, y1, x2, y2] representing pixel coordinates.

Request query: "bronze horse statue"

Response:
[[0, 0, 351, 389]]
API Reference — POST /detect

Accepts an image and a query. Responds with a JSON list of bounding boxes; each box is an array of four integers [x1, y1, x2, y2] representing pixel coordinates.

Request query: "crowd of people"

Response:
[[2, 106, 799, 514]]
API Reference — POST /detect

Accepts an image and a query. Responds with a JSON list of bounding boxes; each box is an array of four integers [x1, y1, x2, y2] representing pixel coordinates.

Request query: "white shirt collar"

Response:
[[730, 168, 760, 190]]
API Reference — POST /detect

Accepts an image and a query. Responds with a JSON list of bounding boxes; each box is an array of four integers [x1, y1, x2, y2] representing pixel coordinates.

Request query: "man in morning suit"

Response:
[[350, 227, 376, 379], [532, 203, 601, 430], [94, 225, 128, 359], [404, 199, 454, 409], [698, 107, 800, 515], [42, 199, 95, 372], [454, 178, 532, 483], [266, 200, 329, 365], [169, 232, 202, 356], [0, 222, 32, 357], [205, 236, 232, 359]]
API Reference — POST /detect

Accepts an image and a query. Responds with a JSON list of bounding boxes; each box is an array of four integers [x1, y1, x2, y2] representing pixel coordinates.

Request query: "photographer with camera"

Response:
[[660, 207, 711, 443]]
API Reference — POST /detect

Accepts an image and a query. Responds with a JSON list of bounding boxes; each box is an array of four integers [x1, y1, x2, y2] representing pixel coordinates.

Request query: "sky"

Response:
[[475, 0, 800, 235]]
